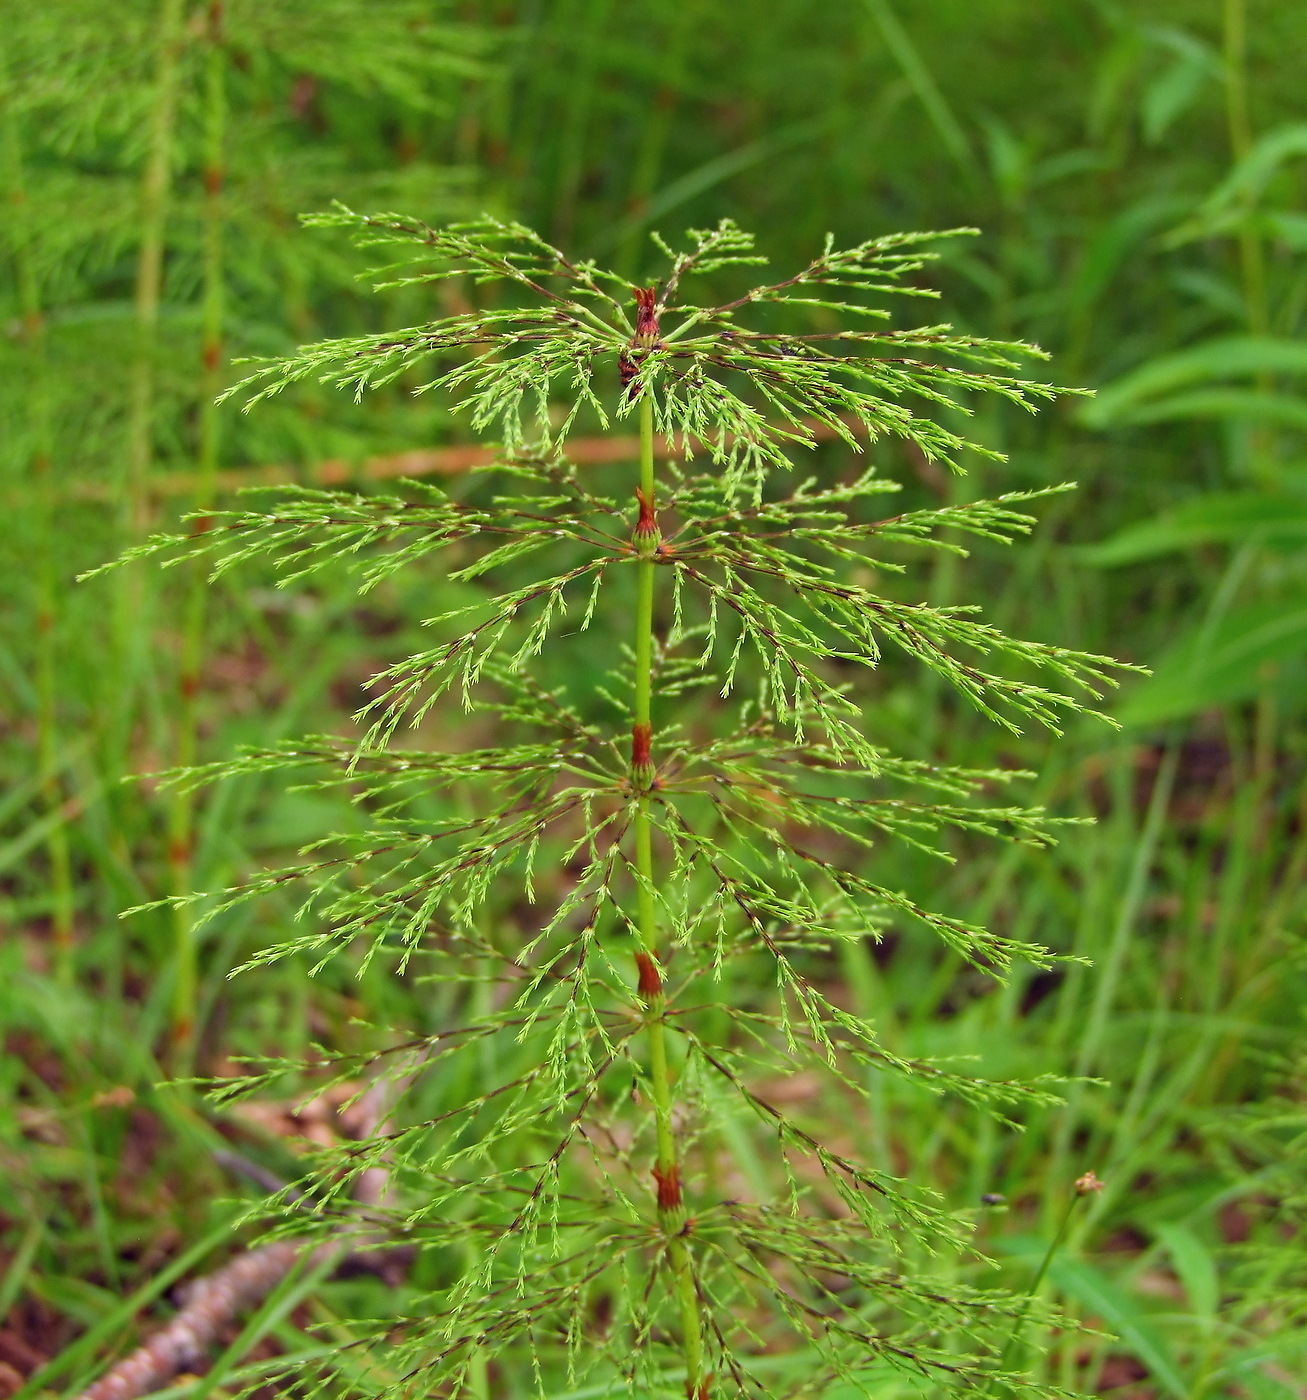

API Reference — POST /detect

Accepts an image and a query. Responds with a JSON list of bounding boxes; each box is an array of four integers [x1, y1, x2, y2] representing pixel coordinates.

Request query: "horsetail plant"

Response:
[[100, 211, 1135, 1398]]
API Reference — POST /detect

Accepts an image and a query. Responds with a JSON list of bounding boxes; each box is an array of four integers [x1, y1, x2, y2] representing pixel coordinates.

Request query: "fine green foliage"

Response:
[[108, 212, 1136, 1398], [4, 5, 1306, 1400], [230, 210, 1055, 482]]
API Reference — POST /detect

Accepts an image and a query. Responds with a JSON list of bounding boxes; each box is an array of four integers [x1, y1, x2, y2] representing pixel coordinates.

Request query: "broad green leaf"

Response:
[[1119, 597, 1307, 725], [1046, 1256, 1190, 1400], [1080, 337, 1307, 428], [0, 1219, 42, 1322], [1081, 491, 1307, 566], [1231, 1370, 1303, 1400], [1193, 123, 1307, 227], [1213, 1330, 1307, 1387], [1065, 197, 1186, 317], [1153, 1222, 1219, 1317], [1265, 210, 1307, 250], [1115, 389, 1307, 432], [1141, 37, 1218, 145]]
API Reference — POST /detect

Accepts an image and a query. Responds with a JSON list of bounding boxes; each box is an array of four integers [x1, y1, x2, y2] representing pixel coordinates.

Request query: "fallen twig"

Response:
[[69, 1066, 417, 1400], [65, 417, 866, 501], [77, 1239, 336, 1400]]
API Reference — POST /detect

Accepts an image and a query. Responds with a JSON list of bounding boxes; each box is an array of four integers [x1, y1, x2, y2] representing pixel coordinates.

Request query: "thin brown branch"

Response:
[[65, 418, 866, 502]]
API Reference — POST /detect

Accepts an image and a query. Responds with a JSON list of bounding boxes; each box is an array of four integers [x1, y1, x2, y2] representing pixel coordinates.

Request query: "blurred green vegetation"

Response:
[[1, 1, 1303, 1396]]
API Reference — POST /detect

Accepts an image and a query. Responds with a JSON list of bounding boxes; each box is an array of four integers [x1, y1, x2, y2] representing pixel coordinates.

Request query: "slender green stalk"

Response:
[[629, 392, 703, 1396], [987, 1176, 1099, 1396], [169, 0, 226, 1059], [1046, 744, 1177, 1220], [124, 0, 186, 539], [1222, 0, 1267, 338], [615, 0, 697, 279], [1223, 0, 1276, 488], [113, 0, 186, 779], [549, 0, 613, 245], [3, 104, 76, 975], [862, 0, 973, 184]]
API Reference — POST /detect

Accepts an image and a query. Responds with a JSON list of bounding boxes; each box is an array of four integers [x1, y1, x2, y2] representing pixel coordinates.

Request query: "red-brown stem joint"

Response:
[[633, 486, 660, 557], [630, 720, 656, 791], [634, 950, 662, 1002], [686, 1382, 711, 1400], [652, 1162, 681, 1211]]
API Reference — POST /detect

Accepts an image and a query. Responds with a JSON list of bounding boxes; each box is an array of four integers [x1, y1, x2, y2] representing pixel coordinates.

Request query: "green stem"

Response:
[[124, 0, 186, 538], [1222, 0, 1268, 338], [1223, 0, 1275, 481], [1046, 743, 1177, 1220], [630, 392, 703, 1395], [169, 0, 226, 1061], [987, 1184, 1088, 1396], [114, 0, 185, 773], [615, 0, 697, 279], [3, 102, 76, 976]]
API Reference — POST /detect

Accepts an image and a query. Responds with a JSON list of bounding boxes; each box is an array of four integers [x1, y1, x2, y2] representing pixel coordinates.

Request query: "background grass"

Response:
[[2, 1, 1304, 1396]]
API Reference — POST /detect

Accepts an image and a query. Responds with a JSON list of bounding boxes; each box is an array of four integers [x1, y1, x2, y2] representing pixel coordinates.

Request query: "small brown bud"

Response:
[[633, 284, 660, 344], [1075, 1170, 1104, 1196], [620, 286, 661, 399]]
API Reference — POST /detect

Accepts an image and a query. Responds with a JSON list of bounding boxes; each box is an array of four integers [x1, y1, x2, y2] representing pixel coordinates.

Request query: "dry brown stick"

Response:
[[77, 1239, 337, 1400], [65, 418, 864, 502], [71, 1068, 416, 1400]]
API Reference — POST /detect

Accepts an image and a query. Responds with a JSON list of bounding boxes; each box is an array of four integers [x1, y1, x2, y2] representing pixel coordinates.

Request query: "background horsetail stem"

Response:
[[168, 0, 226, 1060], [630, 390, 704, 1394], [1222, 0, 1267, 338], [112, 0, 185, 816], [121, 0, 184, 552], [3, 106, 76, 977]]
